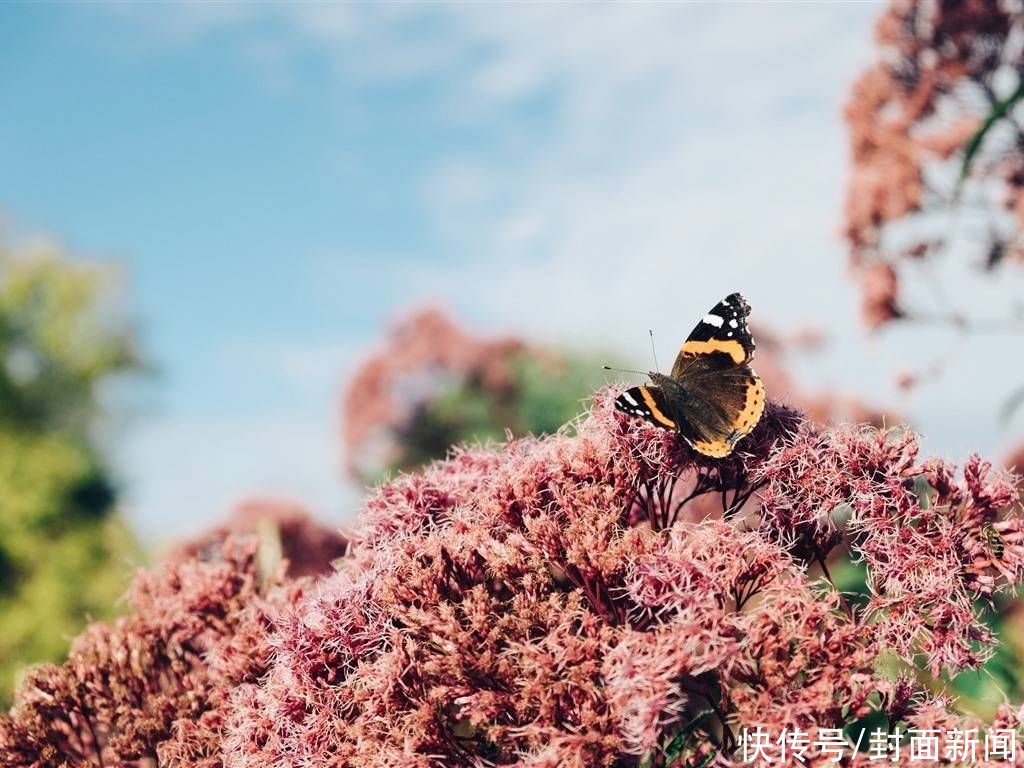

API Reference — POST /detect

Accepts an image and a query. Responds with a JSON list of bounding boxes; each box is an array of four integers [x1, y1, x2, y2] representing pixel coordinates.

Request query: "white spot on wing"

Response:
[[702, 313, 724, 328], [622, 391, 638, 406], [729, 318, 738, 328]]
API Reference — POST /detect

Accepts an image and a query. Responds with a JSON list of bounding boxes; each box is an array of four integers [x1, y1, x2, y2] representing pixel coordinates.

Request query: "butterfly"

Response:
[[614, 292, 765, 457]]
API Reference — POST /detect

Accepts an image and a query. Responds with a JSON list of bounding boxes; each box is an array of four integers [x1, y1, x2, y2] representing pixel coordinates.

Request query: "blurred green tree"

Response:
[[0, 233, 141, 706]]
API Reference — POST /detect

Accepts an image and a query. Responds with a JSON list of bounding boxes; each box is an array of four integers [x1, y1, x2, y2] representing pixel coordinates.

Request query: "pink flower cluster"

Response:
[[0, 537, 307, 767], [169, 497, 349, 579], [758, 423, 1023, 675], [844, 0, 1024, 330], [4, 392, 1023, 767], [340, 306, 526, 481]]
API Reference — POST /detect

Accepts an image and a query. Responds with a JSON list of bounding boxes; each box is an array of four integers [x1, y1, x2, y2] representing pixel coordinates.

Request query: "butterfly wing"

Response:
[[614, 385, 677, 430], [670, 293, 764, 457], [670, 292, 755, 378], [674, 364, 765, 457]]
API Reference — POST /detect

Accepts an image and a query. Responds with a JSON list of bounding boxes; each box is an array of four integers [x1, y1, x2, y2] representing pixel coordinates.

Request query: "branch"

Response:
[[956, 76, 1024, 199]]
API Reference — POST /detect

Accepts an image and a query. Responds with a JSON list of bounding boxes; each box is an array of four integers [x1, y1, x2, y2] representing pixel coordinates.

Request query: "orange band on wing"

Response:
[[681, 339, 746, 364], [639, 387, 676, 429], [732, 376, 766, 437], [691, 438, 732, 458], [690, 376, 765, 459]]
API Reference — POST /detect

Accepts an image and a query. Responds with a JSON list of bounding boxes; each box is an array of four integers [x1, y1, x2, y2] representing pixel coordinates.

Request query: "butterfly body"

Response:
[[647, 371, 694, 418], [614, 293, 765, 458]]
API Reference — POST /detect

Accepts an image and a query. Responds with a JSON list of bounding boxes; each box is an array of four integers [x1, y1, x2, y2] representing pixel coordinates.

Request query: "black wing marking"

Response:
[[614, 385, 677, 430], [670, 292, 755, 379]]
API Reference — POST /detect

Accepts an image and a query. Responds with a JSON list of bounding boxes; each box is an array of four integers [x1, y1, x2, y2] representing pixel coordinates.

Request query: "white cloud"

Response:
[[97, 1, 1024, 542], [383, 4, 884, 347]]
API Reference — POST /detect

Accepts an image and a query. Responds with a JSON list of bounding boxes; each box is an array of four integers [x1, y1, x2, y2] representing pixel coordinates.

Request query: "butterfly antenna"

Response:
[[602, 365, 648, 376], [649, 329, 660, 373]]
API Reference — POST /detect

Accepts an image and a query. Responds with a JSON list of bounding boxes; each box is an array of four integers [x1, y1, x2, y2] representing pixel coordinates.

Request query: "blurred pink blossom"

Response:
[[0, 537, 309, 767], [169, 498, 348, 579], [844, 0, 1024, 330], [340, 307, 525, 481]]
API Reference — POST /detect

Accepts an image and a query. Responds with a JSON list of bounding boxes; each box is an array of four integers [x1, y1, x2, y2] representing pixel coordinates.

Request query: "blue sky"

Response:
[[3, 2, 473, 414], [4, 2, 1022, 540]]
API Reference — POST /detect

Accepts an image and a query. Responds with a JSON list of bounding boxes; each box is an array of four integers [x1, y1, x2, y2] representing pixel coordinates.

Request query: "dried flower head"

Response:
[[340, 306, 607, 485], [340, 307, 525, 482]]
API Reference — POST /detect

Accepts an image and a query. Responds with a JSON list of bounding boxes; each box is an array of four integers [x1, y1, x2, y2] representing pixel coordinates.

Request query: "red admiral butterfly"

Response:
[[614, 293, 765, 457]]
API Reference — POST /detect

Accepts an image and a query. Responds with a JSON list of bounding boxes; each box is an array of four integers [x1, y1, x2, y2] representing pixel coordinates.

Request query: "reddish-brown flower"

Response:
[[220, 396, 1021, 766], [340, 307, 525, 482]]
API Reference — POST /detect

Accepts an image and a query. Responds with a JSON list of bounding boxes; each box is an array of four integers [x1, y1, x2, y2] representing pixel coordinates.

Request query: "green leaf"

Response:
[[955, 79, 1024, 200], [662, 708, 714, 763], [845, 709, 889, 753]]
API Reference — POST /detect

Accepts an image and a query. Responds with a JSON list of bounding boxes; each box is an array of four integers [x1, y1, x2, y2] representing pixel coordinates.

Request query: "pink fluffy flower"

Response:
[[757, 423, 1023, 675], [168, 497, 349, 579], [0, 538, 308, 768], [215, 396, 1023, 766], [4, 391, 1023, 767]]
